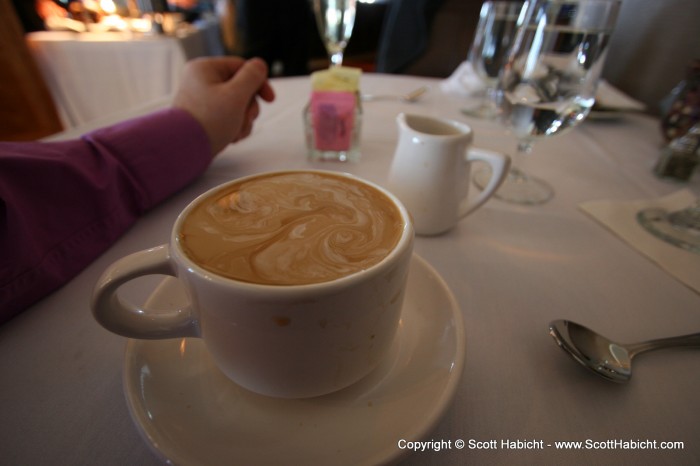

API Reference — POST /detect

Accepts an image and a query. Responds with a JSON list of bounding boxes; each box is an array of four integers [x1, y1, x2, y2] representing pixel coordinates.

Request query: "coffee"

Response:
[[178, 171, 404, 285]]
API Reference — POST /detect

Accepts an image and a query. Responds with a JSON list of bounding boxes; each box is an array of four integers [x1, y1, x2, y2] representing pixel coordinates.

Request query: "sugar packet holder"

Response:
[[304, 67, 362, 162]]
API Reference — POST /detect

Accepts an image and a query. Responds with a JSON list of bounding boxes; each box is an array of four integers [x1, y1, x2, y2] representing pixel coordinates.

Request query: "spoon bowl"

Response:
[[549, 320, 700, 383]]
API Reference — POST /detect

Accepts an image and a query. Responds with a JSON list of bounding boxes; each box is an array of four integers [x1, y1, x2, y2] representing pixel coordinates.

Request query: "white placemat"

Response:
[[580, 189, 700, 294]]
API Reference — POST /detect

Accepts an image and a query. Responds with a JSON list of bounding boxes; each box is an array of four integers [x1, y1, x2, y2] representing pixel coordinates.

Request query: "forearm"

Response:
[[0, 108, 211, 323]]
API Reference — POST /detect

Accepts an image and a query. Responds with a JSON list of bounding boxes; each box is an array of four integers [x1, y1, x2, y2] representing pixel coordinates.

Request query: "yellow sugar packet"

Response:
[[311, 66, 362, 92]]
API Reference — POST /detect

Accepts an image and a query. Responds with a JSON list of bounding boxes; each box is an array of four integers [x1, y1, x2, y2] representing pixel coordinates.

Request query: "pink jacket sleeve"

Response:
[[0, 108, 212, 323]]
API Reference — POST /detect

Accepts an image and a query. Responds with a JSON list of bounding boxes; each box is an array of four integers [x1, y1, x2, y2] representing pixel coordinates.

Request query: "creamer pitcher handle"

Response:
[[460, 148, 510, 217], [91, 245, 199, 339]]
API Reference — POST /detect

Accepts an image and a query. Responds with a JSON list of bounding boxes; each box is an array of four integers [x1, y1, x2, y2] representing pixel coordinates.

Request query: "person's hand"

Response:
[[173, 57, 275, 156], [35, 0, 68, 19]]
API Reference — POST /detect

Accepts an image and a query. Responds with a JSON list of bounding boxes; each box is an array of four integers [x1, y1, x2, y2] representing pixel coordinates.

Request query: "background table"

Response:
[[1, 74, 699, 465], [27, 18, 223, 129]]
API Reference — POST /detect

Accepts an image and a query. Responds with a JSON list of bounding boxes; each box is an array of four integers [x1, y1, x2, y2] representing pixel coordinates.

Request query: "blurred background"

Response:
[[2, 0, 699, 140]]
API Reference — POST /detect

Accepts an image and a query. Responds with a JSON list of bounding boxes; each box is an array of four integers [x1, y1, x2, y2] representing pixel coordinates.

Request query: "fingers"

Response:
[[227, 58, 273, 143], [247, 98, 261, 122], [256, 78, 276, 103], [184, 56, 275, 106], [227, 58, 273, 103], [234, 99, 260, 142], [185, 56, 246, 83], [174, 56, 275, 151]]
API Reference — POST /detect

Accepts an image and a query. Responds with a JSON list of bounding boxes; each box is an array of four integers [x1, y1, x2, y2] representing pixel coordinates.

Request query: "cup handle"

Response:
[[91, 244, 199, 339], [459, 148, 510, 218]]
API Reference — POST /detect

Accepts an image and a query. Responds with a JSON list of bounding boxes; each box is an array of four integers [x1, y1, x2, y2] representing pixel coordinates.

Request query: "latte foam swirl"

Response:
[[179, 172, 404, 285]]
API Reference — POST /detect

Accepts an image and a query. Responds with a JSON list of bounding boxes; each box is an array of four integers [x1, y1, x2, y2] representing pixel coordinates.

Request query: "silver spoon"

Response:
[[362, 86, 429, 103], [548, 319, 700, 383]]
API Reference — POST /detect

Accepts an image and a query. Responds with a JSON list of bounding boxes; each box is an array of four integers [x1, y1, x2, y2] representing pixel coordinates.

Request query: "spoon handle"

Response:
[[627, 333, 700, 358], [362, 86, 428, 103], [361, 94, 396, 102]]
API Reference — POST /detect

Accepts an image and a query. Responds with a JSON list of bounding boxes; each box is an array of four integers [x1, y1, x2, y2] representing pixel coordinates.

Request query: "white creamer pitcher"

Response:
[[387, 113, 510, 236]]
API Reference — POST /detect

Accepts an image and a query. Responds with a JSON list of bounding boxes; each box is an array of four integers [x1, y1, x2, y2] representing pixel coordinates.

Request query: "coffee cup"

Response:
[[91, 170, 414, 398], [387, 113, 510, 236]]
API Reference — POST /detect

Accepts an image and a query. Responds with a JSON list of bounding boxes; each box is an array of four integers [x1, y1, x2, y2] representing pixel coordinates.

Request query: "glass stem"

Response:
[[510, 139, 534, 181], [330, 50, 344, 67], [482, 85, 497, 110]]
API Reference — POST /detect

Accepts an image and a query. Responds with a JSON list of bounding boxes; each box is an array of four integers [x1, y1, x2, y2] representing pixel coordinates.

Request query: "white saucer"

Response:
[[123, 254, 465, 466]]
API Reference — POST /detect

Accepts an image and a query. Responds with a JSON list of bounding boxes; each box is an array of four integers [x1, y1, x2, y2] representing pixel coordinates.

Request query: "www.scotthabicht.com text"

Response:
[[397, 438, 685, 452]]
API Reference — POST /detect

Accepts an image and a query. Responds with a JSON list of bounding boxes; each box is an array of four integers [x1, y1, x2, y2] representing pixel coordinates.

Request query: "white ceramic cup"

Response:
[[387, 113, 510, 236], [91, 170, 414, 398]]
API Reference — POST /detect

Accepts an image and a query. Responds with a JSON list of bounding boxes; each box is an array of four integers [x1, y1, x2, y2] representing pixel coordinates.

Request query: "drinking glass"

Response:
[[462, 1, 525, 119], [474, 0, 621, 204], [311, 0, 357, 67], [637, 201, 700, 254]]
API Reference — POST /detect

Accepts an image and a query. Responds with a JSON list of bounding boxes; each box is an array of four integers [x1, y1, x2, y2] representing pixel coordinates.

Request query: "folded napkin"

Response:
[[440, 61, 486, 96], [441, 61, 646, 115], [595, 80, 646, 112], [580, 190, 700, 294]]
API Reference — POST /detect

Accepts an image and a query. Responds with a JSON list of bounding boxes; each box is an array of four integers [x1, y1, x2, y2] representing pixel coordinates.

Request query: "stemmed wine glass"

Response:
[[474, 0, 622, 204], [462, 1, 525, 119], [311, 0, 357, 67]]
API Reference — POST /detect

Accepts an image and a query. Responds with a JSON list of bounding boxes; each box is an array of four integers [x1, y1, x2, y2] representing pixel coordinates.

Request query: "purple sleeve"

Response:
[[0, 108, 212, 323]]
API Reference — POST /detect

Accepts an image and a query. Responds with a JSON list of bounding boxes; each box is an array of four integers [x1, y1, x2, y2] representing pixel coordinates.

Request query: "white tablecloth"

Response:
[[1, 74, 699, 465], [27, 19, 223, 129]]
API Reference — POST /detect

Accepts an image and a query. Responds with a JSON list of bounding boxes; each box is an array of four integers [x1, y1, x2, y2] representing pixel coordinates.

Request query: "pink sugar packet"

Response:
[[310, 91, 357, 151]]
